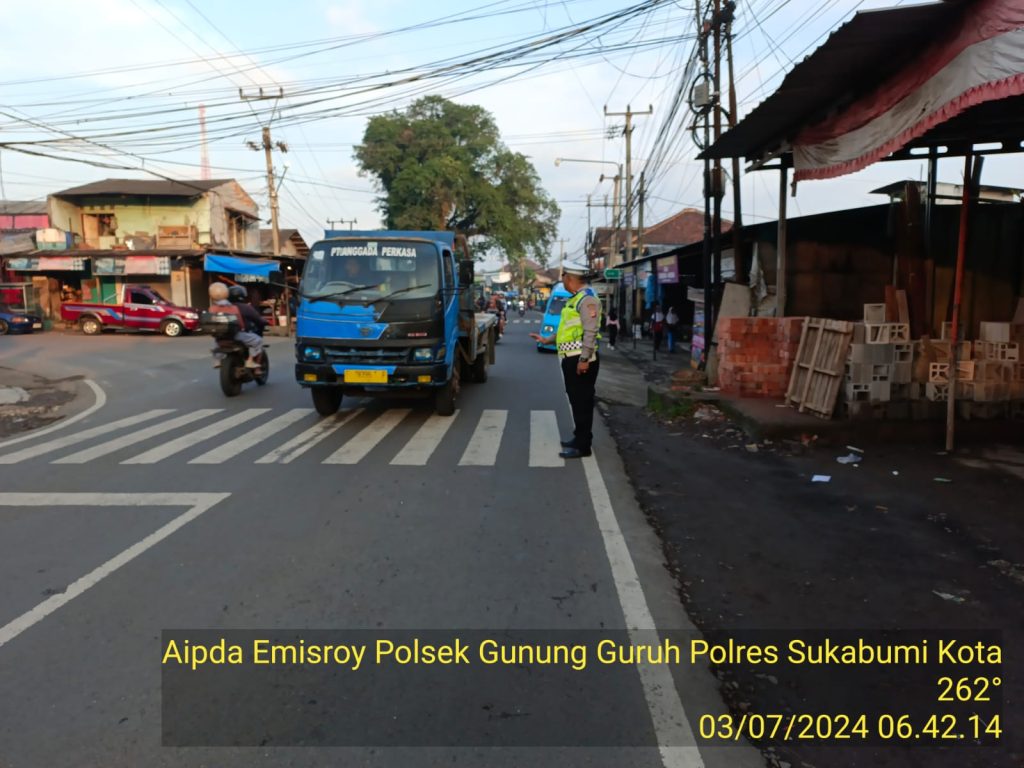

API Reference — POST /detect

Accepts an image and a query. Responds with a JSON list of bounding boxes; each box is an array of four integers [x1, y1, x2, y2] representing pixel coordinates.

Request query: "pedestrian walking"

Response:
[[665, 306, 679, 353], [651, 302, 665, 352], [606, 309, 620, 349], [530, 261, 601, 458]]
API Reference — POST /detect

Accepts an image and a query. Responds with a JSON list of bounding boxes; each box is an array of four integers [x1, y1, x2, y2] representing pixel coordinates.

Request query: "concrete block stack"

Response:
[[717, 317, 805, 398], [841, 308, 1024, 420]]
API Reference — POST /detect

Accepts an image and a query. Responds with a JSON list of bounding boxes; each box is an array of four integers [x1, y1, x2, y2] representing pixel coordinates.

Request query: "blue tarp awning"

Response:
[[204, 253, 279, 277]]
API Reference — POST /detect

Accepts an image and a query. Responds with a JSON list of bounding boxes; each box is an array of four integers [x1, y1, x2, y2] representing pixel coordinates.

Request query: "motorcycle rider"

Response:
[[208, 282, 266, 368], [517, 298, 525, 316]]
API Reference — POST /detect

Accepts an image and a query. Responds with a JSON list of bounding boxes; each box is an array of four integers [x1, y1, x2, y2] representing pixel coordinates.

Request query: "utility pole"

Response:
[[604, 105, 653, 266], [327, 218, 356, 231], [723, 0, 743, 279], [557, 238, 569, 278], [243, 87, 290, 331]]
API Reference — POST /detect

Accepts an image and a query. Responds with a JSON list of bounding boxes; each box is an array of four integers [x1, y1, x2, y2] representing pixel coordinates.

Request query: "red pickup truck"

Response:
[[61, 284, 201, 337]]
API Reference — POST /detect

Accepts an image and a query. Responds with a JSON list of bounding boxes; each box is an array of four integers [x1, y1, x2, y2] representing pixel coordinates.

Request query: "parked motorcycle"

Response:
[[200, 311, 269, 396]]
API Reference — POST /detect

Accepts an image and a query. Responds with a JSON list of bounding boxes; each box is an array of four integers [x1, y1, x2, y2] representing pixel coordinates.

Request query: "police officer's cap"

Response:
[[561, 260, 591, 277]]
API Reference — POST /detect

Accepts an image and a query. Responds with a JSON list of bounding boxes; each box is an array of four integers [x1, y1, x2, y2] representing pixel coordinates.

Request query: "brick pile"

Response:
[[718, 317, 805, 397]]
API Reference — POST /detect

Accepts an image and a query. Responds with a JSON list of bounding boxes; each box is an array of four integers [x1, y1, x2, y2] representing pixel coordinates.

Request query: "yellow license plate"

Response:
[[344, 369, 388, 384], [303, 373, 317, 382]]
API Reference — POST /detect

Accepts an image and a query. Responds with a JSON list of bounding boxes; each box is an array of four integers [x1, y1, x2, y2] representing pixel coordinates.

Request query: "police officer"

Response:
[[530, 262, 601, 459]]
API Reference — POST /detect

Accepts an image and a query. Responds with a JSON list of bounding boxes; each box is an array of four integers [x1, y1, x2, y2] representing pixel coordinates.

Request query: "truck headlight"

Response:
[[543, 325, 554, 334], [413, 347, 433, 362], [302, 346, 324, 362]]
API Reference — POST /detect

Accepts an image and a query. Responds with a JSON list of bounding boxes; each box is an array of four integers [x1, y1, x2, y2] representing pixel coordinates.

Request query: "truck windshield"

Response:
[[302, 240, 440, 303]]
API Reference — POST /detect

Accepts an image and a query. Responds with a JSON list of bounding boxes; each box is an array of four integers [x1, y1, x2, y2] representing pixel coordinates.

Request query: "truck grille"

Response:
[[324, 346, 411, 365]]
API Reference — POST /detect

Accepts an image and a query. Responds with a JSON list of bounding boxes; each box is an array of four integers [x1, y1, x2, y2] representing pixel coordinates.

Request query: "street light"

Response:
[[553, 158, 623, 269]]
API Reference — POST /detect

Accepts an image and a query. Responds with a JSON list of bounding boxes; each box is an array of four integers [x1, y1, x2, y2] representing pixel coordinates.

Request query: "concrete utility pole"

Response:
[[723, 0, 743, 278], [242, 87, 290, 331], [604, 105, 653, 265]]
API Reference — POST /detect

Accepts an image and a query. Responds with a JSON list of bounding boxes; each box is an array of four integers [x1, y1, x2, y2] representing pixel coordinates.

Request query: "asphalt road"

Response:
[[0, 321, 761, 768]]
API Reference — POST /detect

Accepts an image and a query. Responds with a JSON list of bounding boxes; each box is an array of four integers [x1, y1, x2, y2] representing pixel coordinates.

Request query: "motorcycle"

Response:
[[487, 307, 506, 340], [517, 303, 526, 317], [200, 311, 269, 396]]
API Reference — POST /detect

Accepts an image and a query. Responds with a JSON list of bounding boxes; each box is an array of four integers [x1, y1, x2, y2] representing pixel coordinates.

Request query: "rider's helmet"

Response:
[[228, 285, 248, 303], [208, 282, 229, 301]]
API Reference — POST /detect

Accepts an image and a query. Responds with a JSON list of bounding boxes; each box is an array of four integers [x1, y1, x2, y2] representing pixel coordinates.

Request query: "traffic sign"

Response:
[[603, 268, 622, 280]]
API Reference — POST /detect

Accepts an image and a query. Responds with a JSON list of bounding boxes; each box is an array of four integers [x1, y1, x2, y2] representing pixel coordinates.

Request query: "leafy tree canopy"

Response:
[[354, 96, 558, 265]]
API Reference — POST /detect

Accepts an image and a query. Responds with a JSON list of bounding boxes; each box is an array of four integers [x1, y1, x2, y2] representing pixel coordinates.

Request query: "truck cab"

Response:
[[294, 231, 496, 416]]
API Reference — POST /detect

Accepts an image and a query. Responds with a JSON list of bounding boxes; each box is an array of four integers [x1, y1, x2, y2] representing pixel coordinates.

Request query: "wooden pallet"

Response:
[[786, 317, 856, 419]]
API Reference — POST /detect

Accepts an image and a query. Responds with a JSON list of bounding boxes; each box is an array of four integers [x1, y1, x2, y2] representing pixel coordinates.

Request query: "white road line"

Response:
[[390, 411, 459, 466], [124, 408, 270, 464], [529, 410, 565, 468], [0, 379, 107, 450], [255, 409, 362, 464], [0, 492, 229, 650], [54, 410, 221, 464], [189, 408, 312, 464], [323, 409, 411, 464], [459, 409, 507, 466], [0, 409, 174, 465], [581, 455, 703, 768]]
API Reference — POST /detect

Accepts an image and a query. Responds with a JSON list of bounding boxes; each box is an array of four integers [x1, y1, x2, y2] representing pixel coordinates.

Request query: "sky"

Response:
[[2, 0, 1020, 270]]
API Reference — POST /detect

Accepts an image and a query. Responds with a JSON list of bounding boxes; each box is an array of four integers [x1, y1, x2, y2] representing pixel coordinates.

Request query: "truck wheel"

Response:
[[434, 364, 459, 416], [219, 356, 243, 397], [161, 319, 184, 337], [80, 317, 102, 336], [471, 352, 488, 383], [311, 387, 342, 416]]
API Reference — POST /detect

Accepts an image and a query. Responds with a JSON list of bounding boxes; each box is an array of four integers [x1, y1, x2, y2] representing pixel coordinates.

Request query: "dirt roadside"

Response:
[[0, 367, 82, 438], [602, 399, 1023, 768]]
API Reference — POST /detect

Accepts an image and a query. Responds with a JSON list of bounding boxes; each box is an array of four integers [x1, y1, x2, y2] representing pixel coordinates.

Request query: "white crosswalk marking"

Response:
[[0, 409, 174, 465], [529, 410, 565, 468], [188, 409, 312, 464], [324, 409, 411, 464], [390, 411, 459, 466], [54, 410, 221, 464], [255, 409, 362, 464], [459, 409, 507, 466], [124, 409, 270, 464]]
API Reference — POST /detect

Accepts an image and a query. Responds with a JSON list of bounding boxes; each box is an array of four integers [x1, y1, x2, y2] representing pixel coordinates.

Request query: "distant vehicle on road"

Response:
[[537, 282, 572, 352], [0, 303, 43, 335], [61, 284, 200, 337]]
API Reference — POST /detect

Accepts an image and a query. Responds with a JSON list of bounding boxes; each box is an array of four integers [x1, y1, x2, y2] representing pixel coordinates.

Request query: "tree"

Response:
[[354, 96, 559, 263]]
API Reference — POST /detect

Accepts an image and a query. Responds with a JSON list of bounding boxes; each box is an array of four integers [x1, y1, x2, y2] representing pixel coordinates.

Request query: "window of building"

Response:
[[82, 213, 117, 245], [226, 210, 251, 249]]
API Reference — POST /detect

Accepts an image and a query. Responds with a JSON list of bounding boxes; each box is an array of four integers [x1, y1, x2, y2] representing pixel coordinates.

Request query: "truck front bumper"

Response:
[[295, 362, 449, 389]]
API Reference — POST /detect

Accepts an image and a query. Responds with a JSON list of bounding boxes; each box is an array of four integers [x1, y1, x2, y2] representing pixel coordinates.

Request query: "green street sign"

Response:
[[603, 268, 622, 280]]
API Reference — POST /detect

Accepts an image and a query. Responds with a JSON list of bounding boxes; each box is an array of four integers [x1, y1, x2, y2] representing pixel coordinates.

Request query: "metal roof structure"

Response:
[[702, 2, 965, 164], [52, 178, 233, 199], [0, 200, 48, 216]]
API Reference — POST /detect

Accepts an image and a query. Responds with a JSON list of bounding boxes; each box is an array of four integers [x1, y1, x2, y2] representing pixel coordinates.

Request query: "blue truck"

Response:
[[294, 230, 497, 416]]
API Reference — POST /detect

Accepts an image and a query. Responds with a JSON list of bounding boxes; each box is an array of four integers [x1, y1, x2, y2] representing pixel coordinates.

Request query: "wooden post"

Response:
[[945, 152, 973, 453]]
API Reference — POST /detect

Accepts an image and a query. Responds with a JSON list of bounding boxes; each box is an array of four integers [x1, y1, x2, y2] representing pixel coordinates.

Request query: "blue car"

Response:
[[0, 303, 43, 335], [537, 282, 573, 352]]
